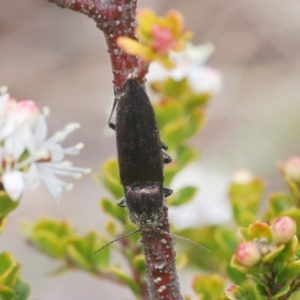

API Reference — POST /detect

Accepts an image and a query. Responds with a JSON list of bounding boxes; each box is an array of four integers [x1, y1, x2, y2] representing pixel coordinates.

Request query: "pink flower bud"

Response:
[[272, 216, 296, 244], [235, 242, 261, 267], [10, 100, 40, 128], [151, 25, 175, 55], [284, 156, 300, 182]]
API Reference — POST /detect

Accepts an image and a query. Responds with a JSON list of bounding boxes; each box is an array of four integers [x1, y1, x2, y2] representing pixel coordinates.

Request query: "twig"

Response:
[[141, 207, 182, 300], [278, 276, 300, 300]]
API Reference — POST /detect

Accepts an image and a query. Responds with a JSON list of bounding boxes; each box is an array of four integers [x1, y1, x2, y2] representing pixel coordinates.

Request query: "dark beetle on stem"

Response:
[[108, 79, 172, 230], [94, 79, 207, 253]]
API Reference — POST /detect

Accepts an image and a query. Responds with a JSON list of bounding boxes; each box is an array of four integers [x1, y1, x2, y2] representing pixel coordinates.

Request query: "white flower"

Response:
[[18, 114, 91, 203], [147, 43, 223, 95], [0, 87, 90, 202], [0, 88, 33, 200]]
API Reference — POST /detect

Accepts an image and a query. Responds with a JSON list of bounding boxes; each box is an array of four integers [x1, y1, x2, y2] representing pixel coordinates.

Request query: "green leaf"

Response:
[[163, 77, 190, 99], [163, 163, 180, 187], [193, 274, 225, 299], [169, 186, 197, 206], [21, 219, 74, 259], [0, 252, 19, 286], [100, 198, 127, 223], [229, 178, 264, 226], [14, 279, 30, 300], [224, 285, 253, 300], [248, 221, 272, 241], [271, 284, 290, 299], [110, 266, 141, 296], [176, 145, 199, 168], [161, 117, 188, 149], [0, 192, 19, 218], [0, 285, 15, 300], [226, 265, 247, 285], [33, 230, 66, 258], [91, 240, 110, 272], [66, 238, 93, 271], [262, 244, 285, 263], [99, 159, 123, 199], [286, 259, 300, 279], [66, 231, 110, 273], [4, 265, 20, 288], [282, 173, 299, 202], [154, 98, 184, 130], [32, 219, 74, 238], [237, 211, 256, 228], [214, 228, 238, 253], [0, 217, 7, 233], [265, 194, 293, 218], [184, 110, 206, 139], [185, 93, 209, 110], [132, 254, 145, 275]]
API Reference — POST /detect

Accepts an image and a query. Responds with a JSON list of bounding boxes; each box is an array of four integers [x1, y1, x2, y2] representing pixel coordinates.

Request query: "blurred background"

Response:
[[1, 0, 300, 299]]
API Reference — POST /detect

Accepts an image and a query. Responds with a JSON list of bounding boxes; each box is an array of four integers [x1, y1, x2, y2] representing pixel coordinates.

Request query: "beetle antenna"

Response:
[[94, 229, 140, 254], [156, 228, 209, 252]]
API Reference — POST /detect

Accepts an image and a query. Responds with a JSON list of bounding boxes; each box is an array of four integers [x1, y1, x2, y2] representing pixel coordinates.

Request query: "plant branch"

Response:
[[278, 276, 300, 300], [141, 207, 183, 300]]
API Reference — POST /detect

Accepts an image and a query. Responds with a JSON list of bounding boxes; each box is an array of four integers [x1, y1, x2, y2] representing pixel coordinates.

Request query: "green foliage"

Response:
[[229, 178, 264, 227], [0, 192, 19, 219], [0, 252, 30, 300], [193, 274, 226, 300], [22, 219, 110, 274], [168, 186, 197, 206], [224, 285, 253, 300]]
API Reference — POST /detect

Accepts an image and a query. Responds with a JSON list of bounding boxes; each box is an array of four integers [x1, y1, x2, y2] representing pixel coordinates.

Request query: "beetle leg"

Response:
[[163, 151, 172, 164], [108, 97, 118, 130], [163, 187, 173, 197], [117, 197, 126, 208], [161, 141, 168, 151]]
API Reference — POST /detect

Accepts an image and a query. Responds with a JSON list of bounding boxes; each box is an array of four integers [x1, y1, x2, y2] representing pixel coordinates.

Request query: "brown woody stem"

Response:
[[141, 207, 182, 300]]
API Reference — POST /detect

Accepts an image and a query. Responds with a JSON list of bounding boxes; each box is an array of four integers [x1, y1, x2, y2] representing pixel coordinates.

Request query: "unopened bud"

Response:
[[151, 25, 175, 55], [284, 156, 300, 183], [236, 242, 261, 267], [272, 216, 296, 244]]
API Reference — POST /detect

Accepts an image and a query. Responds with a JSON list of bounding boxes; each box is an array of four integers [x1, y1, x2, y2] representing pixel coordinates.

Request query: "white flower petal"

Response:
[[24, 164, 41, 189], [2, 171, 25, 200], [38, 164, 65, 202], [147, 43, 222, 95], [34, 115, 48, 146]]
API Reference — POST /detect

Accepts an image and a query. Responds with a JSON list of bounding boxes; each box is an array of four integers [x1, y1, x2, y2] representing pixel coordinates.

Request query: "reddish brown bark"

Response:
[[141, 207, 182, 300]]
